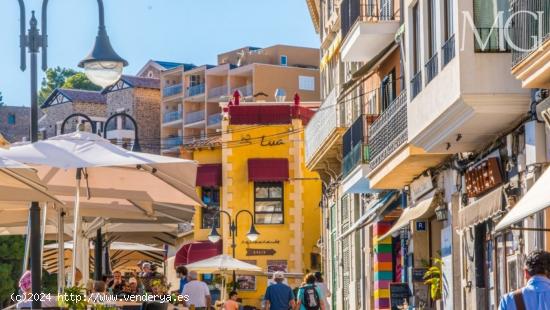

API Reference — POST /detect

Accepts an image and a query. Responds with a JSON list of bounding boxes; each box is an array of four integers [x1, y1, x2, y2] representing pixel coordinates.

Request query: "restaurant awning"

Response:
[[174, 241, 222, 267], [248, 158, 289, 182], [496, 167, 550, 232], [337, 192, 398, 241], [196, 164, 222, 187], [458, 186, 503, 231], [379, 192, 438, 240]]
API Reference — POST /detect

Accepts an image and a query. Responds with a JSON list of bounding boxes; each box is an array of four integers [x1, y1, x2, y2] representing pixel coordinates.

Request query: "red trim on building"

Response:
[[174, 241, 222, 267], [228, 105, 315, 125], [248, 158, 289, 182], [196, 164, 222, 187]]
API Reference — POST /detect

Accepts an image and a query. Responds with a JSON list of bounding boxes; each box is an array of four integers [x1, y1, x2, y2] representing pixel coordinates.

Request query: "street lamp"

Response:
[[16, 1, 127, 302], [208, 209, 260, 290]]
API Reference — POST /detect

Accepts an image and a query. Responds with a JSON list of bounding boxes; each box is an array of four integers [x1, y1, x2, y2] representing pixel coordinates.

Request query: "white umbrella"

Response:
[[185, 254, 262, 275], [0, 131, 202, 285]]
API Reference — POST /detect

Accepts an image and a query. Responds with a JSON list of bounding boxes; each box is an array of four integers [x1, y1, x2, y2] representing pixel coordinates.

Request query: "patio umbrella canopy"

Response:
[[184, 254, 263, 275], [0, 131, 202, 285]]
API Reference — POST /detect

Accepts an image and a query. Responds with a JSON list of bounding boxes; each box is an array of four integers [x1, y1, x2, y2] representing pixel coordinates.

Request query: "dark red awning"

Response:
[[196, 164, 222, 187], [248, 158, 289, 182], [174, 241, 222, 267]]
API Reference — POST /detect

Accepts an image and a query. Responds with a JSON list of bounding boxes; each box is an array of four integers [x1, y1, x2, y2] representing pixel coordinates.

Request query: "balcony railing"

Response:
[[208, 85, 228, 99], [163, 84, 183, 97], [410, 72, 422, 99], [185, 84, 206, 97], [368, 90, 407, 170], [442, 34, 456, 67], [185, 110, 205, 124], [305, 89, 340, 164], [425, 53, 439, 85], [342, 114, 378, 176], [510, 0, 550, 66], [207, 113, 222, 126], [343, 143, 369, 177], [474, 28, 511, 53], [163, 110, 182, 123], [162, 136, 183, 149], [341, 0, 397, 39], [234, 84, 253, 97]]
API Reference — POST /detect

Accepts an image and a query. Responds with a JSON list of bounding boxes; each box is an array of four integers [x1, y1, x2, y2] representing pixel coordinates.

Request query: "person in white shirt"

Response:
[[181, 271, 212, 310]]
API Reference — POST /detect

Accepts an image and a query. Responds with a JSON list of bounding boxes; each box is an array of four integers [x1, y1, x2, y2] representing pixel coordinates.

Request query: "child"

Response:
[[223, 291, 240, 310]]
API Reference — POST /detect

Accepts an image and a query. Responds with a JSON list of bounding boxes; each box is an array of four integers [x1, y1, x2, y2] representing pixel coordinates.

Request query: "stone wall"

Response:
[[39, 102, 106, 138], [0, 106, 30, 142]]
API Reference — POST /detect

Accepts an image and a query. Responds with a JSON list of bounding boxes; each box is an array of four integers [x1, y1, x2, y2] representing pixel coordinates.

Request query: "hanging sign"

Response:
[[389, 283, 411, 310], [246, 248, 276, 256]]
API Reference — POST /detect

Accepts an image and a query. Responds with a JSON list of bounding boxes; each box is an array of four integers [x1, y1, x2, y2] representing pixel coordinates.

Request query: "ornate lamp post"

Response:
[[208, 210, 260, 290], [16, 1, 127, 303]]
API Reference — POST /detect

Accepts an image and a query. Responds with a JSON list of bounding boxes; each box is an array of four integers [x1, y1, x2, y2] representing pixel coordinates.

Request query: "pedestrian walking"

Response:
[[296, 273, 325, 310], [176, 265, 189, 295], [181, 270, 212, 310], [499, 250, 550, 310], [264, 271, 295, 310], [314, 272, 331, 309]]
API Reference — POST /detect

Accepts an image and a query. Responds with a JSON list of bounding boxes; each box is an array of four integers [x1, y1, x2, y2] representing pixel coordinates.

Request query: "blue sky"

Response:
[[0, 0, 319, 105]]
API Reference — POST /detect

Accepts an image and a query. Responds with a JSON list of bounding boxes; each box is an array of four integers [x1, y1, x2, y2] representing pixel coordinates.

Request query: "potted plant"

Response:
[[59, 286, 87, 310], [423, 257, 444, 309]]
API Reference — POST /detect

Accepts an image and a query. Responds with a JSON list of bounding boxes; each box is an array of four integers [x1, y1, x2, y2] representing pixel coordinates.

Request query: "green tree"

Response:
[[62, 72, 101, 91], [0, 236, 25, 307]]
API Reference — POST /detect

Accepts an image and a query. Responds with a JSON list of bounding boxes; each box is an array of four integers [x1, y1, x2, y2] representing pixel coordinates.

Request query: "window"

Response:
[[7, 114, 16, 125], [280, 55, 288, 66], [412, 3, 421, 74], [444, 0, 454, 41], [428, 0, 437, 57], [473, 0, 510, 52], [299, 76, 315, 91], [381, 69, 396, 111], [254, 182, 284, 224], [201, 187, 220, 229]]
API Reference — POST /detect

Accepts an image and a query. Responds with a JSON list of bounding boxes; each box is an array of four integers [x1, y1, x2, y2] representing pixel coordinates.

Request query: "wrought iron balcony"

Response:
[[510, 0, 550, 66], [341, 0, 397, 40], [185, 84, 206, 97], [208, 85, 228, 99], [163, 84, 183, 97], [368, 90, 407, 170], [163, 110, 182, 123], [410, 72, 422, 99], [207, 113, 222, 126], [425, 53, 439, 85], [342, 114, 378, 176], [185, 110, 205, 124], [305, 89, 341, 165], [442, 34, 456, 67]]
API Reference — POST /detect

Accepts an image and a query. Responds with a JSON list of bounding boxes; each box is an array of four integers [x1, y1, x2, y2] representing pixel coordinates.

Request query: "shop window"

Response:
[[201, 187, 220, 229], [254, 182, 284, 224]]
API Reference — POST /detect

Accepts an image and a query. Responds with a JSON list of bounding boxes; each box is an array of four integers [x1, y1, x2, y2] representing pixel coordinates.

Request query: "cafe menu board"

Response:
[[390, 283, 411, 310]]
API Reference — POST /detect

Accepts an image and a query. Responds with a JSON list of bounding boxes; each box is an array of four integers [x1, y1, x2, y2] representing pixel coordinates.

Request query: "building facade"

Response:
[[159, 45, 320, 157], [176, 96, 322, 308], [0, 106, 31, 142]]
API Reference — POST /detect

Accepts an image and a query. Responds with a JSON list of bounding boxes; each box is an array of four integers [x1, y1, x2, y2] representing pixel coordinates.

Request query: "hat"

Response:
[[128, 277, 138, 284], [273, 271, 285, 280]]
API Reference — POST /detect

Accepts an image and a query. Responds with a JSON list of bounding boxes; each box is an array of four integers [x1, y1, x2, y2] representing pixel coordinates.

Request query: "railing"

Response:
[[163, 110, 182, 123], [368, 90, 408, 170], [442, 34, 456, 67], [208, 85, 228, 99], [342, 114, 377, 176], [425, 53, 439, 85], [410, 72, 422, 99], [234, 84, 253, 97], [185, 110, 205, 124], [305, 89, 340, 164], [163, 84, 183, 97], [207, 113, 222, 126], [185, 84, 206, 97], [341, 0, 397, 39], [343, 143, 369, 177], [474, 28, 511, 53], [510, 0, 550, 66], [162, 136, 183, 149]]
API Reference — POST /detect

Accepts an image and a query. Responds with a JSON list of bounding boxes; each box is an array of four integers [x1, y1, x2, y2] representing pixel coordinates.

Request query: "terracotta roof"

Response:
[[182, 135, 222, 149]]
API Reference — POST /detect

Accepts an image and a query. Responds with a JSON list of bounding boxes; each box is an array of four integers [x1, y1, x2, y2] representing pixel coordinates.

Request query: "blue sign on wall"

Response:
[[416, 221, 427, 232]]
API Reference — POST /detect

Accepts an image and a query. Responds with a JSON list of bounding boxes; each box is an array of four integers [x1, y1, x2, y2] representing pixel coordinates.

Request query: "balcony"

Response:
[[340, 0, 400, 62], [162, 136, 183, 150], [305, 89, 345, 172], [425, 53, 438, 85], [163, 84, 183, 97], [208, 85, 228, 100], [185, 84, 206, 98], [234, 84, 253, 97], [442, 35, 456, 68], [510, 0, 550, 88], [207, 113, 222, 127], [185, 110, 205, 124], [163, 110, 183, 123]]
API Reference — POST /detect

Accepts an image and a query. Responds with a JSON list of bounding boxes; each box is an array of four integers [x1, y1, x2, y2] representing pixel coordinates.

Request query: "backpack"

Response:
[[301, 284, 320, 310]]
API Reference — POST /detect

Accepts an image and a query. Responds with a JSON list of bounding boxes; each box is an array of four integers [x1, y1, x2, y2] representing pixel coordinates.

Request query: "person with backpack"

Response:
[[296, 273, 326, 310], [264, 271, 295, 310], [498, 250, 550, 310]]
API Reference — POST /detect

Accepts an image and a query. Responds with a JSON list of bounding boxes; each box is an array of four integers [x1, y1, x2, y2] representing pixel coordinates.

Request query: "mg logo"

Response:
[[461, 10, 546, 53]]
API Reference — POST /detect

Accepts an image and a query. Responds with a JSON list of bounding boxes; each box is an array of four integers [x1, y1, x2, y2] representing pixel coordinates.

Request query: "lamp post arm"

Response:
[[103, 112, 141, 151], [212, 209, 233, 235], [234, 209, 254, 234]]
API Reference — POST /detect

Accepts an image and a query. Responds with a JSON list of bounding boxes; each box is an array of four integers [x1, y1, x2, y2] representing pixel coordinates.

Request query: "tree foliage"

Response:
[[0, 236, 25, 307], [38, 67, 100, 105], [423, 257, 444, 301]]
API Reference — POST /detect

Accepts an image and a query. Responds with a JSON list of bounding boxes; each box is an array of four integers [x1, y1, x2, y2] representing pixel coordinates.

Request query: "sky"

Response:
[[0, 0, 319, 105]]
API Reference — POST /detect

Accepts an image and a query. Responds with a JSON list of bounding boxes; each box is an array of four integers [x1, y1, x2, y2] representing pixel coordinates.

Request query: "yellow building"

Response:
[[179, 95, 322, 307]]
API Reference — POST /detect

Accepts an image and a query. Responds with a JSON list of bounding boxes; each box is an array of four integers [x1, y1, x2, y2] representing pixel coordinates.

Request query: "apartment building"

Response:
[[159, 45, 320, 157]]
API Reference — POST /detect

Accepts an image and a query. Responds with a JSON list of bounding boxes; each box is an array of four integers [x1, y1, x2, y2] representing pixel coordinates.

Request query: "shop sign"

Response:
[[240, 134, 285, 147], [416, 221, 427, 232], [389, 283, 411, 310], [412, 268, 428, 282], [410, 173, 434, 203], [246, 248, 276, 256], [465, 157, 503, 198]]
